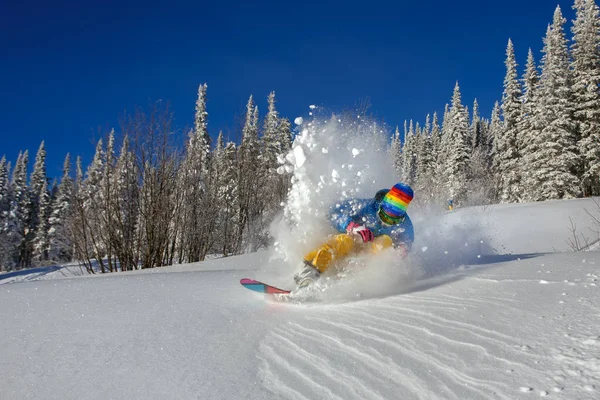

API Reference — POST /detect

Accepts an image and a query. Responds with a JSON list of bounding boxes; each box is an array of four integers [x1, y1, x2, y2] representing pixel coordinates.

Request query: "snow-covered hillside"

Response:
[[1, 198, 599, 400]]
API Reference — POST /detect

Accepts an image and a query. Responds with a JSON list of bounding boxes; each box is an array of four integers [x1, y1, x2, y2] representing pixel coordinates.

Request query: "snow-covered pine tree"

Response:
[[0, 156, 9, 224], [470, 99, 482, 151], [413, 121, 423, 185], [489, 101, 502, 163], [571, 0, 600, 196], [32, 177, 51, 263], [468, 103, 498, 203], [442, 82, 471, 204], [213, 131, 239, 256], [113, 135, 140, 270], [415, 115, 434, 202], [237, 96, 264, 252], [29, 142, 50, 260], [467, 99, 488, 204], [70, 155, 97, 273], [177, 84, 214, 262], [463, 105, 470, 148], [273, 116, 293, 206], [48, 154, 74, 262], [195, 83, 211, 173], [428, 112, 445, 201], [262, 92, 280, 170], [10, 151, 31, 268], [179, 129, 200, 262], [519, 49, 542, 201], [401, 120, 416, 186], [530, 8, 580, 200], [430, 112, 442, 168], [101, 130, 118, 272], [30, 142, 47, 206], [497, 39, 523, 203], [436, 104, 451, 186], [261, 92, 291, 218], [210, 131, 226, 256], [223, 141, 240, 256], [389, 126, 402, 177], [82, 139, 107, 272], [0, 156, 12, 270], [194, 83, 214, 261], [236, 96, 254, 251]]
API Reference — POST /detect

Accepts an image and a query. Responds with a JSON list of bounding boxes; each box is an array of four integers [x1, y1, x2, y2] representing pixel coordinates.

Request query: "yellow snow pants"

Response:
[[303, 234, 393, 273]]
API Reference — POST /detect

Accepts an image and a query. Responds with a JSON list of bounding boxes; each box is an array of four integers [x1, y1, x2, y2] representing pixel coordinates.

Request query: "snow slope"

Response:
[[1, 198, 599, 400]]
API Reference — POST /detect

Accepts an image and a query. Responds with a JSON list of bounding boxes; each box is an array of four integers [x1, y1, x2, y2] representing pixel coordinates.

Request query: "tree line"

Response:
[[393, 0, 600, 207], [0, 88, 292, 272], [1, 0, 599, 272]]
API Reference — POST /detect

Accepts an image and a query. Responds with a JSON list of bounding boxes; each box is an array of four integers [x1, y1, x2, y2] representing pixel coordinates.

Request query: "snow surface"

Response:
[[1, 198, 600, 400], [2, 116, 599, 399]]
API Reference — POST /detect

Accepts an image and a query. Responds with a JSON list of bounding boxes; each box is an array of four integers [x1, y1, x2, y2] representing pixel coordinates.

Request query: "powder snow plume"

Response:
[[267, 110, 425, 297], [265, 109, 495, 300]]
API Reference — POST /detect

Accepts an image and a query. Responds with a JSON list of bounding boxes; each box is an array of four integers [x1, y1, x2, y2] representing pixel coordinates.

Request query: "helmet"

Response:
[[378, 183, 414, 225], [374, 189, 389, 203]]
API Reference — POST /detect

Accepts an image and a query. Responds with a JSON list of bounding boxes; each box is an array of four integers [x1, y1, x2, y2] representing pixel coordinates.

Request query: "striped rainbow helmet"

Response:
[[378, 183, 414, 225]]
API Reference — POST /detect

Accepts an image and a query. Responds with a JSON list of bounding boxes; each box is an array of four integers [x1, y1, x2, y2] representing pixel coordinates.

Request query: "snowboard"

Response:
[[240, 278, 292, 296]]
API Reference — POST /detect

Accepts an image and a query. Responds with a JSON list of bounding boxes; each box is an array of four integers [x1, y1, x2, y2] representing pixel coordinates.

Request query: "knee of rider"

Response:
[[335, 234, 355, 250], [372, 235, 393, 252]]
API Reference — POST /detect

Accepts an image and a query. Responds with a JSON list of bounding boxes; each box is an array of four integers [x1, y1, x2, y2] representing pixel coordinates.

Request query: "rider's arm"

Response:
[[390, 216, 415, 250], [329, 199, 365, 233]]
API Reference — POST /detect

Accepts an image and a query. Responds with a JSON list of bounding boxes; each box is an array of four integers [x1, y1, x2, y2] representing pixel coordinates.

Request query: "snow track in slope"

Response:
[[258, 252, 600, 400]]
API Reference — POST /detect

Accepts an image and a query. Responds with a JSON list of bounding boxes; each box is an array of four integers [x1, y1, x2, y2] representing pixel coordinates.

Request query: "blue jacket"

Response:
[[329, 197, 415, 249]]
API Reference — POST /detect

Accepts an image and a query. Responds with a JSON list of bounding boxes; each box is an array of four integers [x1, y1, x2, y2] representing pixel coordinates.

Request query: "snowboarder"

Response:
[[294, 182, 415, 289]]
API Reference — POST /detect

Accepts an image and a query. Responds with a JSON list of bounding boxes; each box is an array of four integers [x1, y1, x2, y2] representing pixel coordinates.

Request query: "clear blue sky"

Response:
[[1, 0, 577, 177]]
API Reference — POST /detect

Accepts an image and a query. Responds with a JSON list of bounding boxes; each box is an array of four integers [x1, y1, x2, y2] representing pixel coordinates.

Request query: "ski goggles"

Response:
[[378, 207, 405, 226]]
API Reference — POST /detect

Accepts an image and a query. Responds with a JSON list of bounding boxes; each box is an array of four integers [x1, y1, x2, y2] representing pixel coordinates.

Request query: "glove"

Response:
[[396, 242, 409, 259], [346, 221, 374, 243]]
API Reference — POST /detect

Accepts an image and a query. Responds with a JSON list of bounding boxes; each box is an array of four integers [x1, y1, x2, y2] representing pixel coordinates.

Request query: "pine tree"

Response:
[[213, 131, 239, 256], [30, 142, 49, 251], [0, 156, 9, 221], [389, 126, 402, 176], [195, 83, 211, 172], [237, 96, 263, 252], [413, 122, 423, 185], [530, 8, 580, 200], [11, 151, 30, 268], [32, 178, 51, 263], [222, 141, 239, 256], [261, 92, 291, 217], [401, 120, 416, 185], [520, 49, 542, 201], [273, 117, 293, 209], [82, 139, 107, 271], [101, 130, 117, 271], [498, 39, 523, 203], [415, 115, 434, 201], [442, 82, 471, 204], [430, 112, 442, 167], [49, 154, 74, 261], [571, 0, 600, 195], [0, 156, 12, 270], [174, 85, 213, 262], [470, 99, 482, 151], [437, 104, 451, 184], [114, 136, 140, 270], [262, 92, 280, 171], [489, 101, 502, 169]]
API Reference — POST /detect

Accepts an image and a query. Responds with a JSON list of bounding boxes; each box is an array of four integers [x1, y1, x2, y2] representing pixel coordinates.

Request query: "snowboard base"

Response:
[[240, 278, 292, 295], [240, 278, 325, 303]]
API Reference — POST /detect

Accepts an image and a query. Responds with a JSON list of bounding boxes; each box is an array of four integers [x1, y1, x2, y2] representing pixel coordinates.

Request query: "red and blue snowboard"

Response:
[[240, 278, 291, 296]]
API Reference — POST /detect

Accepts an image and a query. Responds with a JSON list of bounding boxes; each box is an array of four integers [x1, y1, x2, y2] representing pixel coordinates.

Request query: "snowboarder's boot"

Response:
[[293, 261, 320, 289]]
